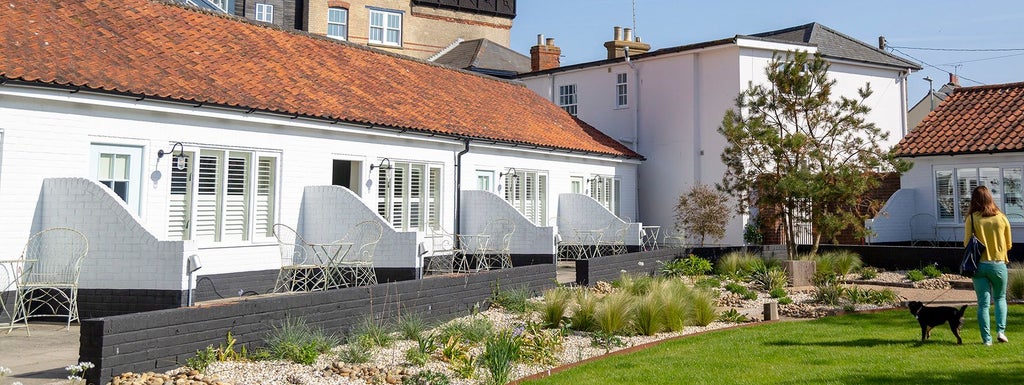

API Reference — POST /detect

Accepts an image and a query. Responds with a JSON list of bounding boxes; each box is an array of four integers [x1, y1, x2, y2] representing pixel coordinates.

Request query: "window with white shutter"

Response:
[[167, 148, 278, 242], [502, 169, 548, 226], [376, 160, 442, 231], [588, 174, 620, 216]]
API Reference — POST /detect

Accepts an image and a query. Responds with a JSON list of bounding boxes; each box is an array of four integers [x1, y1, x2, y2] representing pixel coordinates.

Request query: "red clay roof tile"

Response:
[[897, 81, 1024, 157], [0, 0, 641, 159]]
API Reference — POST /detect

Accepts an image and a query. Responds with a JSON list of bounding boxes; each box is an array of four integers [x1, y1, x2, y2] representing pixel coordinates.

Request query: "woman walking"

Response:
[[965, 185, 1013, 345]]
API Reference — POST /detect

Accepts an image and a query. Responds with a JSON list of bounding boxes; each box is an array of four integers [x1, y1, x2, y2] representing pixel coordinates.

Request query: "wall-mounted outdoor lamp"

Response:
[[157, 142, 187, 171], [370, 157, 393, 171], [499, 167, 519, 180]]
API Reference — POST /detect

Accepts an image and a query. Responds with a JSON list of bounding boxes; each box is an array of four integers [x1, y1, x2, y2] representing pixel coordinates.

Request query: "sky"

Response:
[[510, 0, 1024, 103]]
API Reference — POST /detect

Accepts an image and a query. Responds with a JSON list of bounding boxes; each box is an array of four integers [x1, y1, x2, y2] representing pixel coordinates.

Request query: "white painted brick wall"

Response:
[[460, 190, 556, 255], [557, 193, 642, 246], [299, 186, 418, 268], [37, 178, 188, 291], [865, 189, 916, 243]]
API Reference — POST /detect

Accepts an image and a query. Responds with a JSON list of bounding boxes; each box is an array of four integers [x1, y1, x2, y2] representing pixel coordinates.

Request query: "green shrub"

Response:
[[614, 272, 654, 296], [751, 266, 789, 293], [397, 312, 430, 341], [186, 346, 217, 372], [490, 284, 532, 313], [405, 333, 438, 365], [595, 291, 635, 336], [724, 282, 748, 295], [921, 265, 943, 279], [694, 277, 722, 291], [403, 370, 451, 385], [1010, 268, 1024, 300], [906, 269, 926, 282], [678, 254, 714, 276], [634, 292, 666, 336], [688, 290, 718, 326], [661, 283, 691, 332], [868, 288, 901, 306], [718, 308, 748, 323], [518, 320, 563, 366], [844, 286, 871, 304], [813, 274, 845, 306], [569, 289, 598, 332], [450, 354, 478, 379], [481, 329, 521, 385], [716, 252, 761, 278], [351, 315, 395, 348], [857, 266, 879, 280], [265, 317, 340, 365], [777, 296, 794, 305], [337, 337, 373, 364], [439, 316, 493, 344], [829, 250, 864, 276], [540, 288, 572, 328]]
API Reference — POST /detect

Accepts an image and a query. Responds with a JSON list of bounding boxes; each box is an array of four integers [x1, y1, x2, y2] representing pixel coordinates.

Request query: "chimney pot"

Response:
[[624, 28, 633, 42], [949, 73, 960, 86], [546, 37, 555, 46], [536, 34, 544, 46], [613, 26, 623, 41], [878, 36, 886, 50], [530, 34, 561, 72]]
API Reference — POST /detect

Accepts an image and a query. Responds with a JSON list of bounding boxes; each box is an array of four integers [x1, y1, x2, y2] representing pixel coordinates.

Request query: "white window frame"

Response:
[[558, 84, 578, 116], [368, 8, 402, 46], [377, 160, 442, 232], [209, 0, 230, 12], [166, 148, 279, 243], [615, 73, 628, 108], [503, 169, 548, 226], [476, 170, 495, 192], [255, 3, 274, 23], [327, 7, 348, 41], [90, 144, 143, 216], [588, 174, 620, 216], [570, 176, 584, 194], [934, 165, 1024, 223]]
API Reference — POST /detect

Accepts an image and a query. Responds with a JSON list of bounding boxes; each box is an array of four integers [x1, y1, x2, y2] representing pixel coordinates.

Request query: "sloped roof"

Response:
[[432, 39, 531, 77], [897, 82, 1024, 157], [748, 23, 922, 70], [0, 0, 640, 159]]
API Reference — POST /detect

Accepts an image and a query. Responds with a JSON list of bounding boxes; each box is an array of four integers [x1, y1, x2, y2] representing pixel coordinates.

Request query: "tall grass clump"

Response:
[[613, 272, 654, 296], [594, 291, 635, 336], [656, 279, 691, 332], [1008, 265, 1024, 300], [569, 289, 599, 332], [490, 284, 532, 313], [481, 329, 521, 385], [813, 273, 845, 306], [688, 289, 717, 326], [716, 251, 761, 279], [634, 291, 666, 336], [439, 315, 494, 344], [351, 315, 395, 348], [397, 312, 429, 341], [750, 265, 788, 292], [540, 287, 572, 328], [265, 317, 341, 365]]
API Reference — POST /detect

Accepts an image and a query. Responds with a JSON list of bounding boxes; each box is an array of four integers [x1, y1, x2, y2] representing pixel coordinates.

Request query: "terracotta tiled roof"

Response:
[[896, 82, 1024, 157], [0, 0, 640, 159]]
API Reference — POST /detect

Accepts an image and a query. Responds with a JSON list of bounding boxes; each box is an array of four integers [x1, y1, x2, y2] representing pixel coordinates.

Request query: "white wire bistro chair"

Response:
[[335, 220, 382, 287], [477, 218, 514, 270], [12, 227, 89, 332], [272, 224, 325, 292]]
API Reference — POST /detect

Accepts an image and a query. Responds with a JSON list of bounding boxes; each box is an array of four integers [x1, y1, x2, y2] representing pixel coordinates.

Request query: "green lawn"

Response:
[[525, 305, 1024, 385]]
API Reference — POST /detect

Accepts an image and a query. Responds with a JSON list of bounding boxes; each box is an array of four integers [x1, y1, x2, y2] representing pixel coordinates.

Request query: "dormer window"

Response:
[[368, 8, 402, 46], [327, 7, 348, 41]]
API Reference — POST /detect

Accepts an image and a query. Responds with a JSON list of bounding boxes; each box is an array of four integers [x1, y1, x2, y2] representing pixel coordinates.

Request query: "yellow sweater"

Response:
[[964, 212, 1012, 263]]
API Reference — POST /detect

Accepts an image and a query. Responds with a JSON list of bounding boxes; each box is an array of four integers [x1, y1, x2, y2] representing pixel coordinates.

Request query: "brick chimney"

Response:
[[530, 34, 561, 72], [603, 26, 651, 59], [949, 73, 960, 87]]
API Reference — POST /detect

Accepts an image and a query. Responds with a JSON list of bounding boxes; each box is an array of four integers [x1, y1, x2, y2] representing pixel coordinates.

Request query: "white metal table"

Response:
[[642, 226, 661, 251], [573, 229, 604, 259]]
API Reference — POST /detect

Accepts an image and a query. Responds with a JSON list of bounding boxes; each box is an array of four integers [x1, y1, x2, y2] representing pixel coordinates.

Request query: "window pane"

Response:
[[935, 169, 954, 220], [98, 154, 112, 179], [370, 27, 383, 43], [387, 29, 400, 44], [981, 167, 1002, 209], [957, 168, 978, 221], [387, 13, 401, 28], [370, 12, 383, 27], [114, 154, 129, 179], [1004, 168, 1024, 222], [112, 181, 128, 202]]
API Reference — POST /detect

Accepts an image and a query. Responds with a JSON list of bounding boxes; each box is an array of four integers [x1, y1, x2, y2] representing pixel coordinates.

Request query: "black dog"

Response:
[[909, 301, 968, 344]]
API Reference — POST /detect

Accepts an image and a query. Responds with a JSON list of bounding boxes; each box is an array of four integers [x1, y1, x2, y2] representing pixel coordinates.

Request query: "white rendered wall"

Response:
[[0, 86, 639, 285], [557, 193, 642, 247]]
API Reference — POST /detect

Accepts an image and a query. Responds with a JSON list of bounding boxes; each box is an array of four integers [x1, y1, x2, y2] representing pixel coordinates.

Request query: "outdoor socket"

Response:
[[764, 302, 779, 321]]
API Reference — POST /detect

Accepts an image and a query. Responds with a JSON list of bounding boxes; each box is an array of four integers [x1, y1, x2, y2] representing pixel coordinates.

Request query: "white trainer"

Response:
[[998, 332, 1009, 343]]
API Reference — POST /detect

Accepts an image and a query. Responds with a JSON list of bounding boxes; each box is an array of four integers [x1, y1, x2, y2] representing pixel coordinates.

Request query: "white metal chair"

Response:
[[598, 224, 629, 256], [424, 226, 463, 275], [909, 213, 937, 246], [335, 220, 382, 287], [477, 218, 514, 270], [272, 224, 325, 292], [12, 227, 89, 331]]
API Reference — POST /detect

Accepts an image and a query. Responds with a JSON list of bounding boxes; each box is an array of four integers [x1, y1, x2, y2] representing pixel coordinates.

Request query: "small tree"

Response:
[[674, 184, 731, 247], [718, 50, 909, 258]]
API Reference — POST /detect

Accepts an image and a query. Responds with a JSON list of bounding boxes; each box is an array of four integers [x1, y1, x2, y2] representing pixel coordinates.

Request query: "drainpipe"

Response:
[[625, 47, 641, 221], [454, 139, 470, 237]]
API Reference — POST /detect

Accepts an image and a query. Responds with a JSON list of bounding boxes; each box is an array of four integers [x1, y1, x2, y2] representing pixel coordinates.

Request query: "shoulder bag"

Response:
[[961, 214, 985, 277]]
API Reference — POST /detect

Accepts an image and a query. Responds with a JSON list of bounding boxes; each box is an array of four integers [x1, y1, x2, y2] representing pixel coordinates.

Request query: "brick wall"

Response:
[[557, 193, 641, 247], [80, 264, 556, 385], [461, 190, 556, 256]]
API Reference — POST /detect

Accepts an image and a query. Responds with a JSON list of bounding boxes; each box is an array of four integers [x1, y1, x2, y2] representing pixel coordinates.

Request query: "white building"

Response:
[[518, 23, 921, 244], [869, 81, 1024, 248], [0, 0, 641, 316]]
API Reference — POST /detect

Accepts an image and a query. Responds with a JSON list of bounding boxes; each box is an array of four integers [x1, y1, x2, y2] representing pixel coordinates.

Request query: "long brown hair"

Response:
[[969, 185, 1001, 218]]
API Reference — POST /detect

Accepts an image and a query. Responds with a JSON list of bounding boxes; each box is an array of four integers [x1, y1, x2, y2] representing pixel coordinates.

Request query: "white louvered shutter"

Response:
[[167, 152, 194, 240], [524, 171, 536, 221], [409, 164, 423, 230], [538, 174, 548, 225], [377, 166, 389, 221], [255, 157, 276, 238], [194, 152, 222, 242], [391, 163, 406, 229], [428, 166, 441, 229], [222, 152, 250, 241]]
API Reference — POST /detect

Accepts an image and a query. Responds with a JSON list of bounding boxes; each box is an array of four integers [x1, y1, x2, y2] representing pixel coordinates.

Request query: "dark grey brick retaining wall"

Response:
[[574, 246, 756, 285], [80, 264, 556, 385], [814, 245, 962, 271]]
